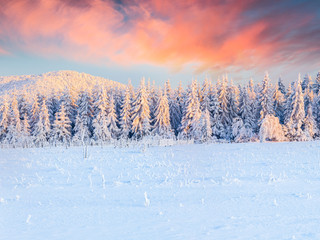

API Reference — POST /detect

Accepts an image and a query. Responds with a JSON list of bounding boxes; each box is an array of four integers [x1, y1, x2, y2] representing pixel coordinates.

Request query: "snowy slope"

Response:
[[1, 141, 320, 239], [0, 70, 125, 97]]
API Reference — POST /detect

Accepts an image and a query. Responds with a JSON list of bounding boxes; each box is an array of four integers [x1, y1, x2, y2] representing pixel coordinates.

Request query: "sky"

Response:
[[0, 0, 320, 87]]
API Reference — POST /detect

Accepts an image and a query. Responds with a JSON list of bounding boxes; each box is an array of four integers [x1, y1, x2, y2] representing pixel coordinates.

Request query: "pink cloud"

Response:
[[0, 47, 9, 55], [0, 0, 319, 73]]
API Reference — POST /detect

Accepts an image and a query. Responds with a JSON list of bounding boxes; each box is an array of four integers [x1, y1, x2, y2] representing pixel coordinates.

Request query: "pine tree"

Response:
[[107, 95, 120, 139], [52, 104, 72, 145], [148, 84, 159, 129], [313, 71, 320, 94], [131, 78, 151, 139], [232, 117, 246, 143], [303, 104, 318, 140], [237, 87, 254, 141], [304, 80, 314, 114], [284, 75, 305, 141], [200, 77, 210, 111], [18, 93, 29, 122], [60, 88, 77, 127], [312, 92, 320, 132], [248, 79, 257, 130], [21, 115, 32, 148], [257, 73, 274, 127], [33, 99, 51, 147], [216, 77, 230, 139], [0, 96, 10, 141], [169, 82, 183, 136], [227, 80, 240, 132], [278, 77, 286, 95], [47, 92, 60, 125], [73, 91, 94, 144], [92, 92, 111, 144], [5, 96, 22, 146], [208, 85, 220, 139], [273, 87, 285, 124], [302, 74, 312, 92], [179, 80, 202, 140], [119, 87, 132, 139], [30, 95, 40, 132], [248, 78, 255, 94], [200, 108, 212, 142], [152, 89, 173, 138]]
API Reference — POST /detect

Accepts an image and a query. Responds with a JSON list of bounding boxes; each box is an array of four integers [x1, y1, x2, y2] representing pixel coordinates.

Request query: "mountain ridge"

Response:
[[0, 70, 125, 97]]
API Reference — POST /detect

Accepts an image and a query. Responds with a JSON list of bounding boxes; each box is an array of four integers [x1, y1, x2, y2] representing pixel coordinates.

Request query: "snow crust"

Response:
[[1, 141, 320, 239]]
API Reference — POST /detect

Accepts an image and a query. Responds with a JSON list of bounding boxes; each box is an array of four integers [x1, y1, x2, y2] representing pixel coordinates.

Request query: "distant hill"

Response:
[[0, 70, 125, 97]]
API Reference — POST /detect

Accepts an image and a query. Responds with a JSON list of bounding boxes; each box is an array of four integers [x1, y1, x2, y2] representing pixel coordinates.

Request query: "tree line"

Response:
[[1, 72, 320, 148]]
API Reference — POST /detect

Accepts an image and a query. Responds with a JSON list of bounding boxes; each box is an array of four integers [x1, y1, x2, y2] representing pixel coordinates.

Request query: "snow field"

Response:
[[1, 141, 320, 239]]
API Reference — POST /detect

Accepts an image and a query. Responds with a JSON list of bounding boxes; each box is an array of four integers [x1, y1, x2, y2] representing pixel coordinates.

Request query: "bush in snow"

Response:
[[259, 115, 285, 142], [232, 117, 253, 143]]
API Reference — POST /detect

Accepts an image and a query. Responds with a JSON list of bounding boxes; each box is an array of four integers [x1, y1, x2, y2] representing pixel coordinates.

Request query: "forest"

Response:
[[0, 72, 320, 148]]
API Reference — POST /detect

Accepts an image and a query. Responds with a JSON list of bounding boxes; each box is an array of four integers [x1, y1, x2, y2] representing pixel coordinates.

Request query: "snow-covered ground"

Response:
[[1, 141, 320, 240]]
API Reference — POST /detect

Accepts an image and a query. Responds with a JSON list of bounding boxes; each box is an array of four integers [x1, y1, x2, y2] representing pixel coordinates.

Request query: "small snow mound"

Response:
[[26, 215, 32, 224], [144, 192, 150, 207]]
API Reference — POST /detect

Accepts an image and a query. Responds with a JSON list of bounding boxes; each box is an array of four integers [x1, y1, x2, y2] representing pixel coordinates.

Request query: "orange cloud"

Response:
[[0, 0, 319, 73]]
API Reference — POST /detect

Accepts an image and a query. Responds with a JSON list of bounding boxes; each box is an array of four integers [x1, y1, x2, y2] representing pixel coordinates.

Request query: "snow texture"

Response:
[[1, 142, 320, 239]]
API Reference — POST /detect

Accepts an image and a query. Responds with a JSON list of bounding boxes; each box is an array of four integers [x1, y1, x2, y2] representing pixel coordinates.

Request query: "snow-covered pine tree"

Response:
[[216, 77, 231, 139], [304, 84, 314, 115], [312, 91, 320, 132], [92, 89, 111, 144], [169, 82, 183, 136], [278, 77, 286, 95], [200, 77, 210, 111], [73, 90, 94, 144], [165, 79, 172, 99], [5, 96, 22, 147], [247, 79, 257, 131], [33, 99, 51, 147], [200, 107, 212, 142], [47, 91, 60, 125], [273, 86, 285, 124], [232, 117, 246, 143], [0, 96, 10, 141], [107, 94, 120, 139], [248, 78, 255, 94], [302, 104, 318, 140], [93, 87, 108, 115], [114, 88, 123, 128], [257, 73, 274, 128], [21, 114, 32, 148], [18, 92, 29, 122], [60, 88, 77, 128], [227, 79, 240, 139], [119, 86, 132, 139], [179, 80, 202, 140], [52, 104, 72, 145], [313, 71, 320, 94], [283, 83, 293, 125], [208, 84, 220, 139], [148, 84, 159, 130], [131, 78, 151, 139], [152, 88, 173, 138], [302, 74, 312, 92], [284, 75, 305, 141], [237, 86, 254, 141], [30, 94, 40, 133], [127, 79, 135, 100]]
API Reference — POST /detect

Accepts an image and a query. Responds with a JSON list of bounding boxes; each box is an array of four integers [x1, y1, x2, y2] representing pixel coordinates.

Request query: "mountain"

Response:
[[0, 70, 125, 97]]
